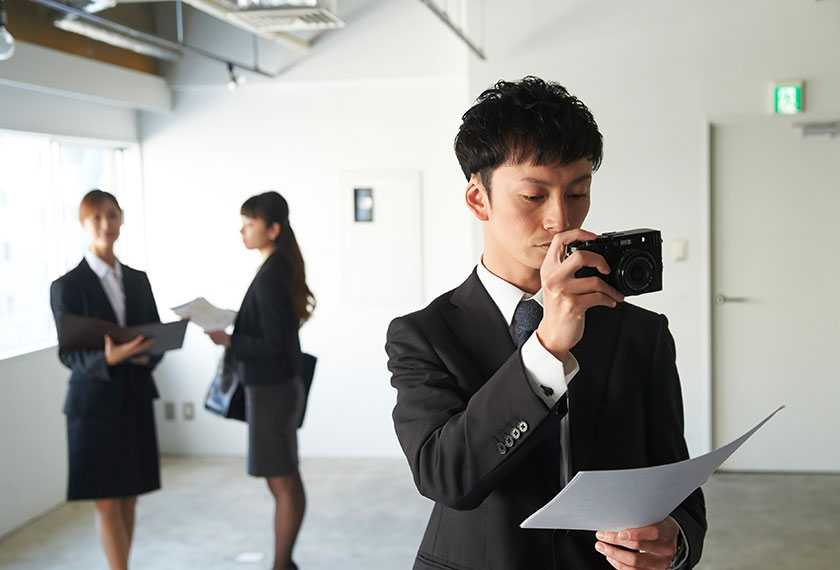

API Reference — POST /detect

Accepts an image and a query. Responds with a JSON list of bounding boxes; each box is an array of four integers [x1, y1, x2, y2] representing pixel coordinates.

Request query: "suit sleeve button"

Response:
[[504, 435, 514, 448], [511, 427, 521, 440], [518, 421, 528, 432], [496, 442, 507, 455]]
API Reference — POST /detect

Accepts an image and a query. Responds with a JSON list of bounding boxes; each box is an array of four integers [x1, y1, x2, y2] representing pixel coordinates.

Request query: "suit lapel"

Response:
[[568, 305, 624, 473], [440, 269, 627, 475], [77, 259, 119, 324], [442, 270, 515, 382]]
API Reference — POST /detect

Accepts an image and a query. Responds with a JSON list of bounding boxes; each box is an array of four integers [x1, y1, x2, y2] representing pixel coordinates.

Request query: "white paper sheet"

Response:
[[521, 406, 785, 532], [171, 297, 237, 331]]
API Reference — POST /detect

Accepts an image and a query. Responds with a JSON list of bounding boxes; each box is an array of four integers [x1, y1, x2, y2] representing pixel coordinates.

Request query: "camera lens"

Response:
[[616, 250, 655, 293]]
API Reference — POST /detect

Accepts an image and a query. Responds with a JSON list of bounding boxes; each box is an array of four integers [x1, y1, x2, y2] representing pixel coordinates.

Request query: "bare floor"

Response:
[[0, 457, 836, 569]]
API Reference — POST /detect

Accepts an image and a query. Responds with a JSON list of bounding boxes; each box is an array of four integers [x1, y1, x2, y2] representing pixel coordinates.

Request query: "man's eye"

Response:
[[522, 195, 544, 202], [568, 193, 589, 200]]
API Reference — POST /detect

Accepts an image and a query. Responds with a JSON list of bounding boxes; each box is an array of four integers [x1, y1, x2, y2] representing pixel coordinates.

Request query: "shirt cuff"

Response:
[[520, 334, 580, 408], [668, 521, 689, 569]]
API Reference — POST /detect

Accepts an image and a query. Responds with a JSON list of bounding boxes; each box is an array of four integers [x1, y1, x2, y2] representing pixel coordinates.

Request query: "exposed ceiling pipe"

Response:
[[418, 0, 485, 60], [54, 17, 182, 60], [27, 0, 277, 76]]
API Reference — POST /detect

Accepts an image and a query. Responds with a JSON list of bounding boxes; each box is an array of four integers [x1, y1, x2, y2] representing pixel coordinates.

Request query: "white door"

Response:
[[712, 120, 840, 472]]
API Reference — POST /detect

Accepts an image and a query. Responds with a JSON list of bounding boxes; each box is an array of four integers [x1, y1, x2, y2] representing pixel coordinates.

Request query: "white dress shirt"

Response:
[[85, 250, 127, 327]]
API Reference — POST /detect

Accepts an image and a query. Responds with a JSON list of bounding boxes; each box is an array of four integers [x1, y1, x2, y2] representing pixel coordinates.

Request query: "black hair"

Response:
[[240, 191, 315, 325], [454, 76, 603, 194]]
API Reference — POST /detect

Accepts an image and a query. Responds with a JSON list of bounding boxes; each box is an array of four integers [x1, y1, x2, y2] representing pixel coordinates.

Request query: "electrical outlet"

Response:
[[183, 402, 194, 420], [164, 401, 176, 421]]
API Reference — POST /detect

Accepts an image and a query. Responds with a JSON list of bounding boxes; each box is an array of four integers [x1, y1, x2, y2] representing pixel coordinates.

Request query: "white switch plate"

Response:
[[672, 239, 689, 261]]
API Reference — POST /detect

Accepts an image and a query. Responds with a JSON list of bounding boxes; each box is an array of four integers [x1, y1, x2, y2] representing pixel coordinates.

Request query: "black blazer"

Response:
[[386, 270, 706, 570], [229, 251, 301, 386], [50, 259, 161, 418]]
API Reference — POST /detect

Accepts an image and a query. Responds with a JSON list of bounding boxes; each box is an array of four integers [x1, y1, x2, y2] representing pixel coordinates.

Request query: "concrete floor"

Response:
[[0, 457, 837, 569]]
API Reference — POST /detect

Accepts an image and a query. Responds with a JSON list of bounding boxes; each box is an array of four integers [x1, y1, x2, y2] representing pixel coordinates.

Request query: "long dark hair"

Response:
[[241, 191, 315, 325]]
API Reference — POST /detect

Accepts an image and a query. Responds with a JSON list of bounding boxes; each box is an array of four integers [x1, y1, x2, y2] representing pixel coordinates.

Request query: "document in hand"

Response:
[[521, 406, 785, 532], [171, 297, 237, 331], [58, 313, 189, 356]]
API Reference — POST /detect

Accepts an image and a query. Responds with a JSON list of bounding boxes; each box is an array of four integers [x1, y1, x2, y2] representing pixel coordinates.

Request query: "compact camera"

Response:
[[566, 228, 663, 296]]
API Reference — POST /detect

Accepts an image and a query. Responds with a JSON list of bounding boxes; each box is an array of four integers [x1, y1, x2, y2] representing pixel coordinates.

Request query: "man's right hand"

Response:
[[535, 229, 625, 360], [104, 334, 155, 365]]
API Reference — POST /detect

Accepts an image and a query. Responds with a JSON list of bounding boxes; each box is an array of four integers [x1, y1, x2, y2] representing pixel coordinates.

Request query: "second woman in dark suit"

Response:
[[49, 190, 162, 570], [207, 191, 315, 570]]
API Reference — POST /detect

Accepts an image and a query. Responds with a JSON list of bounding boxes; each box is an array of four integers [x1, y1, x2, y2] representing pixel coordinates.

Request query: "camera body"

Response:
[[566, 228, 663, 296]]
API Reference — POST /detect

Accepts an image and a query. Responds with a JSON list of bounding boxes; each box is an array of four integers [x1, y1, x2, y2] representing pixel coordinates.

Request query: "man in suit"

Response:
[[385, 77, 706, 569]]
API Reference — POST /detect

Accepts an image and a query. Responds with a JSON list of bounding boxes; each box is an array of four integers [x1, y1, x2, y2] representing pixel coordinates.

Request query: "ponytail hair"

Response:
[[240, 191, 315, 325]]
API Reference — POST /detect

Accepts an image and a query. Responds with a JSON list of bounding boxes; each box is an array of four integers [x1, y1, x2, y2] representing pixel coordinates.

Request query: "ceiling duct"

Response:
[[181, 0, 343, 52], [229, 5, 344, 33]]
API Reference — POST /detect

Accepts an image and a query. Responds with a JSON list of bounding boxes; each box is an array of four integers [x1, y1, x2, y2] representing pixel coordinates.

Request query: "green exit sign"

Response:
[[774, 82, 803, 115]]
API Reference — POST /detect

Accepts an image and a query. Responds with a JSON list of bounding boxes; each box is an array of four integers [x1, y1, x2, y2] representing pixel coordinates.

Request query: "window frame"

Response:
[[0, 127, 145, 361]]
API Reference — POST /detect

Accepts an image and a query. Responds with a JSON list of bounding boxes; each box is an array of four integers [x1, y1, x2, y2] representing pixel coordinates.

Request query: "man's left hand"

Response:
[[594, 516, 679, 569]]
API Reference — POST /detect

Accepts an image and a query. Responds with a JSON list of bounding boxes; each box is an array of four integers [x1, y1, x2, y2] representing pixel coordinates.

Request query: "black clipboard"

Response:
[[59, 313, 189, 356]]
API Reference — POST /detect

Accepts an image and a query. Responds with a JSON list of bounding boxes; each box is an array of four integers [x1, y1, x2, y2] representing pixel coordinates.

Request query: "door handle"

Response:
[[714, 294, 750, 305]]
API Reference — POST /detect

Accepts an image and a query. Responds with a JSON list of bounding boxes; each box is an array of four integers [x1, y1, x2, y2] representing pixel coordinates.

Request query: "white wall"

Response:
[[468, 0, 840, 455], [139, 0, 471, 458], [0, 348, 67, 537]]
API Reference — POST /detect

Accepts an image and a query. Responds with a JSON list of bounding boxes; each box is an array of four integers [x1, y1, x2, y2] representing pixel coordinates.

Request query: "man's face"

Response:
[[467, 159, 593, 284]]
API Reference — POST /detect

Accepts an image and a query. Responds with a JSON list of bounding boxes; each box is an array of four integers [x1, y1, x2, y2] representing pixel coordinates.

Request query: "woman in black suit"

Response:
[[49, 190, 162, 570], [207, 191, 315, 570]]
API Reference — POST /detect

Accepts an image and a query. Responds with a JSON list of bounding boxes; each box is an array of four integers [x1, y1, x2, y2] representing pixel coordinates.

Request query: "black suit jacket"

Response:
[[229, 251, 301, 385], [386, 270, 706, 570], [50, 259, 161, 418]]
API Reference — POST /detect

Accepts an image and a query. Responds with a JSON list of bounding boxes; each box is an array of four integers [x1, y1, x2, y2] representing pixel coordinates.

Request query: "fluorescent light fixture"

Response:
[[54, 17, 182, 61]]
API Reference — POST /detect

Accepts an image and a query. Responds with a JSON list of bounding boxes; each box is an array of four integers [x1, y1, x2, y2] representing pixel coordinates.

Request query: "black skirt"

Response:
[[244, 379, 305, 477], [65, 392, 160, 501]]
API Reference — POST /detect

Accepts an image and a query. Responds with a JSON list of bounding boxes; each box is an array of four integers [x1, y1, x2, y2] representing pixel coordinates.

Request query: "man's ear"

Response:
[[465, 174, 490, 222]]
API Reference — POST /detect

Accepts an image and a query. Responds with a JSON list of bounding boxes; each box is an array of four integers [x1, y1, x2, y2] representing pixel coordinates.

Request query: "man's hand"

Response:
[[206, 330, 231, 348], [535, 229, 624, 359], [104, 334, 155, 366], [594, 517, 680, 570]]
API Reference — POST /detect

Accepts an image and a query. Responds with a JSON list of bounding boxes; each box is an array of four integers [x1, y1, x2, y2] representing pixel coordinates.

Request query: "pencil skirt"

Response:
[[245, 379, 305, 477], [66, 396, 160, 501]]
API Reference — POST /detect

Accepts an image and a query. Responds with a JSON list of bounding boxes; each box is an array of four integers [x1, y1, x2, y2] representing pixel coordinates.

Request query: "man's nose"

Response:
[[542, 198, 567, 232]]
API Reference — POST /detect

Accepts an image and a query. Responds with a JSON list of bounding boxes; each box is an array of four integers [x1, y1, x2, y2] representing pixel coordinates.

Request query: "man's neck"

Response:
[[480, 254, 540, 295]]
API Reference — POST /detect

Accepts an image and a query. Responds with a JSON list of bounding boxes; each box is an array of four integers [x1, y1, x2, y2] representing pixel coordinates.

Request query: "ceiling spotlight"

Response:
[[0, 0, 15, 61], [227, 62, 246, 91]]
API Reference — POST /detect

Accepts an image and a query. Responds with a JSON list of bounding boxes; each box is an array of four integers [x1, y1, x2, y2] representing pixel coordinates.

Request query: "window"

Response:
[[0, 130, 143, 359]]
